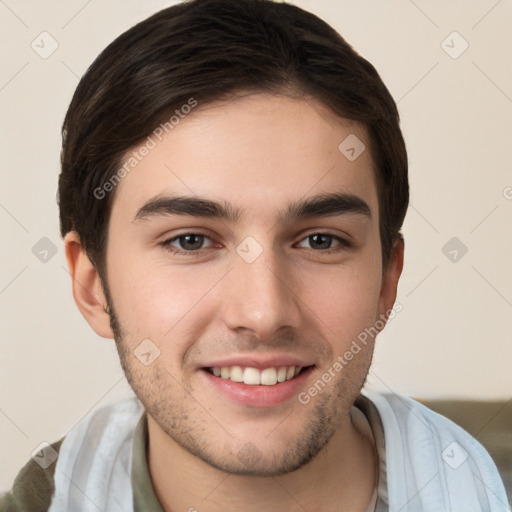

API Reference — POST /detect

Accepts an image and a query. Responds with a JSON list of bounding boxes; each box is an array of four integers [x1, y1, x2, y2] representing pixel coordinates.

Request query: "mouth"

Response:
[[205, 365, 313, 386], [199, 357, 316, 407]]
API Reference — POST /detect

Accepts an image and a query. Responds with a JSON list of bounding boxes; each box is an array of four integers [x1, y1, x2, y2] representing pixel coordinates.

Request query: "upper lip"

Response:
[[200, 355, 315, 370]]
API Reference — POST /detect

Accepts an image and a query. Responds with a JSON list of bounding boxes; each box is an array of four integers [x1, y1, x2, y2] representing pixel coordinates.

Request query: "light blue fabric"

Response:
[[364, 391, 510, 511], [48, 397, 142, 512], [46, 392, 509, 511]]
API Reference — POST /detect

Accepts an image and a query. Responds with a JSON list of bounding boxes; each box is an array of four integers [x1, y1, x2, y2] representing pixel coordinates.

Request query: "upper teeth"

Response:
[[211, 366, 302, 385]]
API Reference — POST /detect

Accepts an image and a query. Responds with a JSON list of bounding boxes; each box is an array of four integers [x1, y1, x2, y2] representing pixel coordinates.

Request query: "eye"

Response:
[[161, 233, 214, 253], [296, 233, 349, 252]]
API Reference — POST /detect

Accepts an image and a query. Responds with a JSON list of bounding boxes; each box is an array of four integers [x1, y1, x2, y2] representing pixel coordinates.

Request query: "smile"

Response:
[[207, 365, 309, 386]]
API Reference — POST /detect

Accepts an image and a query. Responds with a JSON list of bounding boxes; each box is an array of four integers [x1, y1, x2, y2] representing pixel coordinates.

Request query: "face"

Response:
[[102, 93, 397, 476]]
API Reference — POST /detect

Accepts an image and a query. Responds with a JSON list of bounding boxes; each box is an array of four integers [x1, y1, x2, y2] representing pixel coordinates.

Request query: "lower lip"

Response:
[[200, 367, 315, 408]]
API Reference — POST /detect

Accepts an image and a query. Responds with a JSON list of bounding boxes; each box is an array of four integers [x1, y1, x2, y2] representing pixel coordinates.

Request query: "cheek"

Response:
[[302, 258, 382, 346], [106, 252, 221, 344]]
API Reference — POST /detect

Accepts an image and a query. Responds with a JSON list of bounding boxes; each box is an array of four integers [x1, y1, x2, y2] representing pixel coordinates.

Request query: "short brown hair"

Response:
[[58, 0, 408, 277]]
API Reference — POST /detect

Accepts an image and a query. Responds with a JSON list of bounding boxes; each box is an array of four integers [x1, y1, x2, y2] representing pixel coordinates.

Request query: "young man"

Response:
[[1, 0, 508, 511]]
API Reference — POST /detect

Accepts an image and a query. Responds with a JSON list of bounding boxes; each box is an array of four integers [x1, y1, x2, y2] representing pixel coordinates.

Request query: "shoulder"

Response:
[[0, 396, 143, 512], [0, 438, 64, 512], [364, 390, 497, 462], [361, 390, 509, 511]]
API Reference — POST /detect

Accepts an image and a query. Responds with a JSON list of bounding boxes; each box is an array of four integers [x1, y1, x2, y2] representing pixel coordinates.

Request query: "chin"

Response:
[[160, 409, 336, 478]]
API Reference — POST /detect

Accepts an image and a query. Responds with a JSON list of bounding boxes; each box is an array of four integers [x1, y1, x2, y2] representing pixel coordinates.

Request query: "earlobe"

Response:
[[64, 232, 114, 339], [378, 237, 404, 323]]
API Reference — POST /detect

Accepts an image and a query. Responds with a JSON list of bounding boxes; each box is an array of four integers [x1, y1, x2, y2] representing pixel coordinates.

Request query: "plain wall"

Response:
[[1, 0, 511, 490]]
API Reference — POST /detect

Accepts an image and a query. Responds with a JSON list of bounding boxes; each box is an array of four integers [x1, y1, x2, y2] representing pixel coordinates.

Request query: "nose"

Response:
[[220, 247, 302, 342]]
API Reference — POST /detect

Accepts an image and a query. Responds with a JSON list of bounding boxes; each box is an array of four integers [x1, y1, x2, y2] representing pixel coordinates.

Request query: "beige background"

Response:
[[1, 0, 511, 490]]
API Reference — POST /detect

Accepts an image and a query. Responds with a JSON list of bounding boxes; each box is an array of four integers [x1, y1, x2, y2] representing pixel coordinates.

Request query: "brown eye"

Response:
[[162, 233, 213, 253], [297, 233, 348, 251], [175, 234, 205, 250], [309, 234, 333, 250]]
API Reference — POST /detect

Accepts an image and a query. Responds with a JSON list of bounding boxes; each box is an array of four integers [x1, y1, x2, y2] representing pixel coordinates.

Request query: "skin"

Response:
[[65, 93, 404, 511]]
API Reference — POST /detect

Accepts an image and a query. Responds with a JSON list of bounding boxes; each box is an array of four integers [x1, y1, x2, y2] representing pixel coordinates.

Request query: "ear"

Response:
[[64, 232, 114, 339], [377, 237, 404, 323]]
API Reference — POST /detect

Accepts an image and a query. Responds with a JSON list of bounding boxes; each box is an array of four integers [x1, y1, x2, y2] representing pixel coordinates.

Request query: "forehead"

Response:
[[111, 93, 378, 224]]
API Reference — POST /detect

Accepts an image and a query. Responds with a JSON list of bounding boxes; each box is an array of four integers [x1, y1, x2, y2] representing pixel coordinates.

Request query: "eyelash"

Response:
[[160, 232, 351, 255]]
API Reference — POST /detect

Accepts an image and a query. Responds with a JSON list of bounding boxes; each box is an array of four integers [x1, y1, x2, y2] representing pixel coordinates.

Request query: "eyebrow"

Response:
[[133, 192, 372, 223]]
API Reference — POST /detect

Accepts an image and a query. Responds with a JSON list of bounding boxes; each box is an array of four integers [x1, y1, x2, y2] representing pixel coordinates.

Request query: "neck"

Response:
[[147, 406, 377, 512]]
